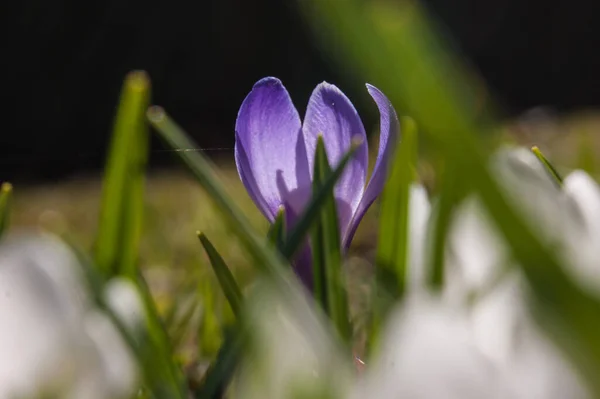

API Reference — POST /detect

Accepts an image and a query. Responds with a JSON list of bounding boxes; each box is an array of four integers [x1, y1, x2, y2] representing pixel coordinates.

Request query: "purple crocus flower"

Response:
[[235, 77, 399, 287]]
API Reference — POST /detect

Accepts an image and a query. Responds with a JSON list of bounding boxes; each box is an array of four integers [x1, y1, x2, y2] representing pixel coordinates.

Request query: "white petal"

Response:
[[471, 277, 589, 399], [446, 198, 508, 299], [406, 184, 432, 290], [355, 295, 509, 399]]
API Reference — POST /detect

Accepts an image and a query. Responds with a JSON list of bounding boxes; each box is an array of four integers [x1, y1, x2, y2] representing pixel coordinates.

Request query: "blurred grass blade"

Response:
[[168, 292, 200, 351], [198, 232, 243, 317], [267, 206, 286, 250], [198, 280, 223, 359], [163, 282, 199, 333], [376, 117, 417, 297], [370, 117, 416, 349], [194, 328, 245, 399], [95, 71, 150, 278], [427, 159, 467, 290], [147, 107, 288, 280], [135, 271, 188, 397], [310, 136, 351, 342], [303, 1, 484, 150], [280, 139, 361, 260], [0, 182, 13, 238], [531, 146, 563, 185]]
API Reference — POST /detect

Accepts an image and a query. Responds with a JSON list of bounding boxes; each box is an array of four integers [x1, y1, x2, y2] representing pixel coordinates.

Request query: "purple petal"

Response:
[[291, 244, 314, 292], [302, 82, 368, 237], [235, 77, 311, 221], [234, 144, 272, 220], [343, 84, 400, 249]]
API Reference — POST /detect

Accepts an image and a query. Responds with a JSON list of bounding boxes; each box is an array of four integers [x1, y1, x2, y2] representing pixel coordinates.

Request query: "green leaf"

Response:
[[427, 158, 468, 290], [531, 146, 563, 185], [198, 280, 223, 359], [198, 232, 244, 317], [370, 117, 416, 350], [135, 271, 188, 397], [95, 71, 150, 278], [167, 290, 200, 351], [280, 138, 362, 261], [193, 327, 245, 399], [147, 107, 288, 280], [310, 136, 351, 342], [0, 182, 13, 238], [267, 206, 286, 251], [375, 116, 417, 298]]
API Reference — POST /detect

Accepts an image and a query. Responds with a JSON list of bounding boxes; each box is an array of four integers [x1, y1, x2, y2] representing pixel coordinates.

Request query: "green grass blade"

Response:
[[531, 146, 563, 185], [280, 139, 362, 260], [198, 232, 243, 317], [165, 287, 201, 353], [147, 107, 288, 279], [95, 71, 150, 278], [375, 117, 417, 297], [267, 206, 286, 250], [135, 271, 188, 397], [310, 136, 351, 342], [370, 117, 417, 350], [198, 280, 224, 359], [0, 182, 13, 238], [427, 159, 468, 290], [194, 327, 245, 399]]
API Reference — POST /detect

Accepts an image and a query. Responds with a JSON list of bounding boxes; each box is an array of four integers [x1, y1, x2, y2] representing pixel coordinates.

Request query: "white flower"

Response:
[[0, 232, 141, 399], [443, 147, 594, 398]]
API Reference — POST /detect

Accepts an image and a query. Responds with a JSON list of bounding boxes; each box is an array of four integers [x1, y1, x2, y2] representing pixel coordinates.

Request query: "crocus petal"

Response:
[[234, 144, 272, 220], [302, 82, 368, 238], [343, 84, 399, 248], [235, 77, 310, 221]]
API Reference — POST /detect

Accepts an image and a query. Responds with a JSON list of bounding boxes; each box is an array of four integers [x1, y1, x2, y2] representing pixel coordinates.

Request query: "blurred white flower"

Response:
[[234, 281, 353, 399], [0, 232, 141, 399], [443, 147, 595, 398], [561, 170, 600, 292], [406, 184, 431, 289], [353, 295, 510, 399]]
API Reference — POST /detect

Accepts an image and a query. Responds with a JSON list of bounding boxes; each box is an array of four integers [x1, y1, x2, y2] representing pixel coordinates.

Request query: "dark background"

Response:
[[2, 0, 599, 181]]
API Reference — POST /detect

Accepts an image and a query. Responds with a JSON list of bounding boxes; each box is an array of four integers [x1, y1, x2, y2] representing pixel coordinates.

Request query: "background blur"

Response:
[[3, 0, 600, 181], [3, 0, 600, 365]]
